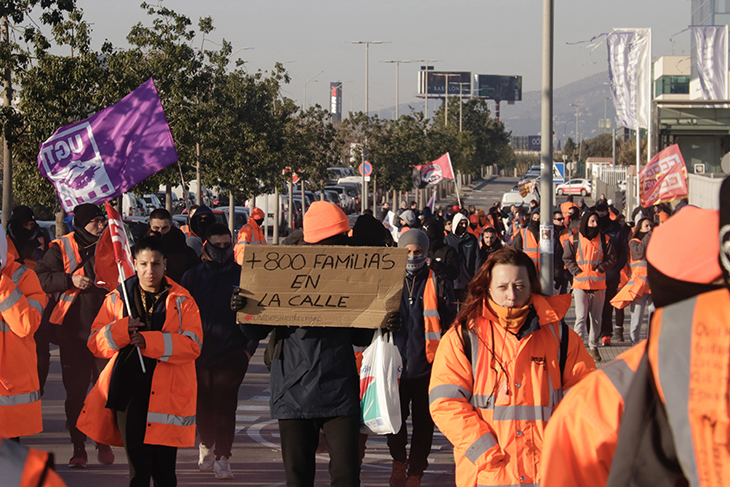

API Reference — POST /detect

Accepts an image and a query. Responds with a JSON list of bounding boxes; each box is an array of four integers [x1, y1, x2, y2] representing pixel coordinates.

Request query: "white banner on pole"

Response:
[[607, 28, 651, 129], [693, 25, 729, 100]]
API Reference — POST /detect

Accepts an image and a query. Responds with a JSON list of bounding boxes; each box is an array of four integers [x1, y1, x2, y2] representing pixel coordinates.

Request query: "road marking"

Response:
[[249, 395, 270, 401], [237, 405, 269, 411], [247, 419, 280, 449]]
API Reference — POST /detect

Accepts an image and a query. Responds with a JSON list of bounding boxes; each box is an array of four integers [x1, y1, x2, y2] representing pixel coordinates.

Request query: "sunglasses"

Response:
[[554, 217, 564, 221]]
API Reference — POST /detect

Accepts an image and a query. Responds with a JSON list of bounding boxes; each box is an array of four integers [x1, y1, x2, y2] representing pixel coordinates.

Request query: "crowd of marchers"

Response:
[[1, 178, 728, 487]]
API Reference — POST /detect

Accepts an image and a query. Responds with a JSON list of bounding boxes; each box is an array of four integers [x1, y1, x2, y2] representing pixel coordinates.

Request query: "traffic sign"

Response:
[[553, 163, 565, 183], [358, 161, 373, 177]]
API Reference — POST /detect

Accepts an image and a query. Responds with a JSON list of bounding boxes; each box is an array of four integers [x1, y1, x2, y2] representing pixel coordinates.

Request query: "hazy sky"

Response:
[[74, 0, 692, 115]]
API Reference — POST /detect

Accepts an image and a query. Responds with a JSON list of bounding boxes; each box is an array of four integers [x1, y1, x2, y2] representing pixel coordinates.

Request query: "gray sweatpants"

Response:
[[573, 288, 606, 350]]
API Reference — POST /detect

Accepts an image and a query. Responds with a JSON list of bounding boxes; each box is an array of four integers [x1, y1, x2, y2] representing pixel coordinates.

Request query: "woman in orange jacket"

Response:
[[76, 236, 203, 486], [429, 247, 595, 487], [0, 225, 48, 440]]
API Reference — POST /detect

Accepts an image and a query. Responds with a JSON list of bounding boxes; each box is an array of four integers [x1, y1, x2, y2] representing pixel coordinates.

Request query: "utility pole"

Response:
[[456, 82, 470, 132], [1, 17, 12, 228], [381, 60, 411, 119], [538, 0, 555, 293], [433, 73, 456, 126]]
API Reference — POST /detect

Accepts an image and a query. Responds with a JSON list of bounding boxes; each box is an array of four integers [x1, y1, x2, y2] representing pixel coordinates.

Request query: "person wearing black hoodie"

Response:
[[35, 203, 114, 467], [562, 210, 616, 362], [595, 202, 626, 345], [181, 224, 257, 479], [149, 208, 200, 283], [444, 213, 482, 303], [185, 204, 216, 258]]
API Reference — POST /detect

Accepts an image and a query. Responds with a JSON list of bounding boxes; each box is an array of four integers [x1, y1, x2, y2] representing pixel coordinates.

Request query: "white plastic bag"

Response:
[[359, 329, 403, 435]]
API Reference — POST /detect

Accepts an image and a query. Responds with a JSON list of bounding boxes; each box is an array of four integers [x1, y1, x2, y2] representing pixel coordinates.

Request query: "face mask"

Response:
[[585, 225, 599, 240], [455, 223, 468, 236], [254, 218, 264, 227], [205, 242, 233, 264], [406, 254, 428, 275]]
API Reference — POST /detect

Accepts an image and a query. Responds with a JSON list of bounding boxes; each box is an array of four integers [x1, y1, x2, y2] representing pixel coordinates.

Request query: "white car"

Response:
[[501, 187, 538, 208], [555, 179, 592, 197]]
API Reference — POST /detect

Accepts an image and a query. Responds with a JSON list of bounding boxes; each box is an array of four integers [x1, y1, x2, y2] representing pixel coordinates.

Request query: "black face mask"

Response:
[[529, 219, 540, 232], [205, 242, 233, 265], [254, 218, 264, 227], [584, 225, 600, 240], [455, 223, 468, 236]]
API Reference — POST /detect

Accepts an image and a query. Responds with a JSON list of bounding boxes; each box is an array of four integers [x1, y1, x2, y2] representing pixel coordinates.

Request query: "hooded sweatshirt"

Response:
[[445, 213, 482, 290], [186, 205, 215, 257]]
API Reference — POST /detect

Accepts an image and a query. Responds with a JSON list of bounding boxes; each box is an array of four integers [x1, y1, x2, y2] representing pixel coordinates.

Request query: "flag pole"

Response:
[[117, 262, 146, 374], [446, 153, 461, 207]]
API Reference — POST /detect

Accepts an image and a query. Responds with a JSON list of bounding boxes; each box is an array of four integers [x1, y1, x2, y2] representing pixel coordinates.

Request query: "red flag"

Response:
[[95, 203, 135, 291], [413, 153, 456, 188], [639, 144, 689, 207]]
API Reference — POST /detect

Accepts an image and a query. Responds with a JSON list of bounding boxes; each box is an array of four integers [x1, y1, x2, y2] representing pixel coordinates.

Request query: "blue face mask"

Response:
[[406, 254, 428, 275]]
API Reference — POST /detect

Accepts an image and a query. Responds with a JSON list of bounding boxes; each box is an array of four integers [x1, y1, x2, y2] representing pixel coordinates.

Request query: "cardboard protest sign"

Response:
[[237, 246, 407, 328]]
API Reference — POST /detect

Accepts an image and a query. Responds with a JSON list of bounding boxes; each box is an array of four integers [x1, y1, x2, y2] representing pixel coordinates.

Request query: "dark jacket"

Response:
[[396, 266, 432, 380], [181, 258, 257, 368], [429, 240, 460, 282], [242, 324, 374, 419], [161, 227, 200, 283], [600, 218, 625, 282], [35, 231, 108, 343], [478, 238, 503, 265], [444, 230, 482, 291]]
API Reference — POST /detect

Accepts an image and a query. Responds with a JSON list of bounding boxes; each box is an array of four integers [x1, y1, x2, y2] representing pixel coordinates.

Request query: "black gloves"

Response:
[[384, 312, 401, 333], [230, 288, 248, 312]]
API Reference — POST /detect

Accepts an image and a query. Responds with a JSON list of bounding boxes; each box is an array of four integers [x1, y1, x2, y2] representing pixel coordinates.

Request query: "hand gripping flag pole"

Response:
[[104, 202, 146, 373]]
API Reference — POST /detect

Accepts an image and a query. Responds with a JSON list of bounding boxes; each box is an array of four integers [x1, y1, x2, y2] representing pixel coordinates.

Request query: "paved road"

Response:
[[25, 176, 641, 486]]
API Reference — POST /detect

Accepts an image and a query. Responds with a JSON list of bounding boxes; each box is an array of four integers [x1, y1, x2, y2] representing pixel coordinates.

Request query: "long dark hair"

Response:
[[454, 247, 542, 330], [632, 217, 652, 240]]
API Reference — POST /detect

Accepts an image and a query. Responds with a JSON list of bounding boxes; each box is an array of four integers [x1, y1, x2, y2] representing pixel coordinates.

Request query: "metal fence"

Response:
[[592, 166, 628, 186]]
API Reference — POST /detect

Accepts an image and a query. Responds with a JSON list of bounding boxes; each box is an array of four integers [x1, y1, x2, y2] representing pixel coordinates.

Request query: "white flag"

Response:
[[607, 28, 651, 129], [693, 25, 728, 100]]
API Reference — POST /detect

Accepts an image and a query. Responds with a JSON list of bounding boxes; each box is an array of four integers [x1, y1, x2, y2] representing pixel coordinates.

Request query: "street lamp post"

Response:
[[349, 87, 365, 114], [381, 60, 411, 119], [539, 0, 555, 293], [433, 73, 456, 125], [349, 41, 390, 213], [301, 70, 323, 110], [413, 59, 440, 120], [455, 82, 471, 132]]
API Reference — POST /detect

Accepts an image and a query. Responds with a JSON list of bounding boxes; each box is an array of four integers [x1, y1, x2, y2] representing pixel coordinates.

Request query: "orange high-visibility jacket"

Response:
[[539, 341, 646, 487], [541, 288, 730, 487], [234, 220, 267, 265], [47, 233, 83, 325], [0, 438, 67, 487], [76, 280, 203, 448], [429, 293, 596, 487], [561, 201, 578, 220], [179, 224, 192, 238], [423, 270, 441, 362], [611, 237, 650, 309], [517, 228, 540, 272], [0, 260, 47, 438], [564, 233, 614, 290]]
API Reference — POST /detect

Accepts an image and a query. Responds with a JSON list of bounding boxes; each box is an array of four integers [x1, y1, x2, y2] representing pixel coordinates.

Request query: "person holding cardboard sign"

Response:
[[233, 201, 385, 487]]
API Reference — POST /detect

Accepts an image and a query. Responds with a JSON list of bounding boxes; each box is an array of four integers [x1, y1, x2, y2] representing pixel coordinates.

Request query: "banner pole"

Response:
[[117, 261, 146, 374], [447, 153, 461, 207]]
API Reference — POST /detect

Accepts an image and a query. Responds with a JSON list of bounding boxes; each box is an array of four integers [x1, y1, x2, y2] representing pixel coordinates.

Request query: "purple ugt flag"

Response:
[[37, 78, 178, 213]]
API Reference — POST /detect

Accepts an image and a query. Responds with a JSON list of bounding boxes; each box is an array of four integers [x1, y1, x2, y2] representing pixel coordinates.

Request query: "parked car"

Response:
[[618, 180, 627, 193], [555, 179, 592, 196], [122, 192, 146, 217], [501, 188, 537, 209], [142, 193, 163, 210], [325, 185, 356, 213], [214, 206, 250, 234]]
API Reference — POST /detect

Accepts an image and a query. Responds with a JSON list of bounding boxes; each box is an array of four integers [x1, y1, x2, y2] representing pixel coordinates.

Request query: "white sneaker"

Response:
[[215, 457, 234, 480], [198, 443, 215, 472]]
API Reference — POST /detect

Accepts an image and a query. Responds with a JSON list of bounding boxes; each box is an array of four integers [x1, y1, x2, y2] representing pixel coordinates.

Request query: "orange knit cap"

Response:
[[303, 201, 351, 243], [251, 207, 265, 220], [646, 206, 721, 284]]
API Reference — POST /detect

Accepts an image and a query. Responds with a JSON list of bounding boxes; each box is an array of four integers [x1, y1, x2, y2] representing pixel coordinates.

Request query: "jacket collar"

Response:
[[481, 293, 571, 338]]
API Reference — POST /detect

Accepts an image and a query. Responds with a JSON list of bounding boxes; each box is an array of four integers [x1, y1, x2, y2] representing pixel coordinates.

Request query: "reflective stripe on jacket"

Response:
[[234, 221, 267, 265], [519, 228, 540, 272], [539, 342, 645, 487], [429, 293, 596, 487], [180, 224, 192, 238], [76, 280, 203, 448], [424, 270, 441, 363], [646, 289, 730, 486], [0, 438, 67, 487], [47, 234, 82, 325], [0, 260, 47, 438], [570, 234, 609, 290]]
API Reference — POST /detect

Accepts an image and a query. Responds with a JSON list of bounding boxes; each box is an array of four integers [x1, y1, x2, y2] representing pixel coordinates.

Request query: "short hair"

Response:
[[149, 208, 172, 222], [206, 223, 231, 240], [133, 235, 166, 258], [566, 195, 574, 202], [410, 201, 417, 206], [553, 210, 563, 218], [483, 227, 498, 235]]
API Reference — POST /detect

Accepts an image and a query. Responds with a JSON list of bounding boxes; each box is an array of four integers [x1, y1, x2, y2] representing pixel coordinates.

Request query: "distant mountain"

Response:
[[371, 71, 614, 145], [494, 71, 614, 144]]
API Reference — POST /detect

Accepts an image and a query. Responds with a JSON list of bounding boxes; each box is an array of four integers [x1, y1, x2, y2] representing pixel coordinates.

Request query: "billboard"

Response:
[[330, 83, 342, 124], [474, 74, 522, 101], [417, 71, 471, 96]]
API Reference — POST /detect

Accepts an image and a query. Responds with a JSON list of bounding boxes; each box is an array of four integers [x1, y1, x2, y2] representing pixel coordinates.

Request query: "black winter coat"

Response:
[[181, 258, 257, 368], [161, 227, 200, 284], [444, 232, 482, 290], [242, 324, 374, 419], [35, 234, 108, 343], [428, 240, 460, 282]]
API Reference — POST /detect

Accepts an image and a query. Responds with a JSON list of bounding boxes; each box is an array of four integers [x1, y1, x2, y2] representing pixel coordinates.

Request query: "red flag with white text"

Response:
[[95, 203, 135, 291], [639, 144, 689, 207]]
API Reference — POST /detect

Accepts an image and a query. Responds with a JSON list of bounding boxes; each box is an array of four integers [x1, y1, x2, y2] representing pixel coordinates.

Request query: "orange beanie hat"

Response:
[[251, 207, 265, 220], [303, 201, 351, 243]]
